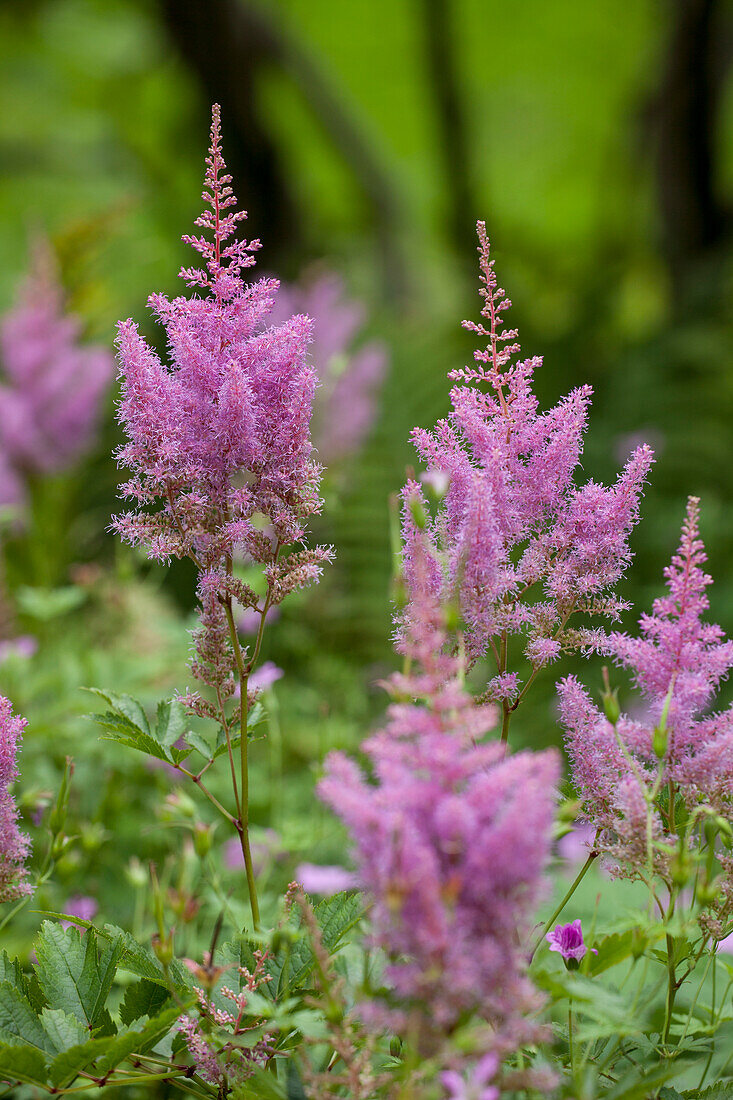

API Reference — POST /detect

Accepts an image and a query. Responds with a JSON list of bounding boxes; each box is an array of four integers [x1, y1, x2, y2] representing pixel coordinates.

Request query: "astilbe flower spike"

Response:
[[407, 223, 654, 712], [113, 104, 332, 707], [0, 236, 113, 508], [558, 498, 733, 891], [320, 484, 559, 1066], [0, 695, 31, 902]]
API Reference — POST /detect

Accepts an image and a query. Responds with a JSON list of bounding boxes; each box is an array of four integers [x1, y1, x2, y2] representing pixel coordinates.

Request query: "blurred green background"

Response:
[[0, 0, 732, 948]]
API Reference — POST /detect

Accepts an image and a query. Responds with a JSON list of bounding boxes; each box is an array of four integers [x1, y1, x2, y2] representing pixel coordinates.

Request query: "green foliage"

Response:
[[0, 921, 191, 1091]]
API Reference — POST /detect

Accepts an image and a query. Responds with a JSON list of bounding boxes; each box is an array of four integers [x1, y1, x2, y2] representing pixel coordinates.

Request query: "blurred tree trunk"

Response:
[[160, 0, 407, 299], [421, 0, 476, 263], [649, 0, 732, 293]]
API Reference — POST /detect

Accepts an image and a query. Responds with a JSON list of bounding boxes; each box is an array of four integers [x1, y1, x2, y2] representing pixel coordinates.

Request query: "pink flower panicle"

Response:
[[407, 223, 653, 680], [113, 105, 331, 704], [319, 511, 559, 1051], [177, 950, 273, 1084], [0, 696, 31, 902], [0, 237, 113, 507], [558, 498, 733, 886]]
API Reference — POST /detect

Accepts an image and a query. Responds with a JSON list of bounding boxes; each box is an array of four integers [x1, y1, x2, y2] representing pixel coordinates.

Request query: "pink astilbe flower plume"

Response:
[[558, 498, 733, 888], [320, 486, 559, 1062], [407, 223, 654, 691], [113, 105, 332, 706], [0, 236, 113, 507], [0, 696, 31, 902]]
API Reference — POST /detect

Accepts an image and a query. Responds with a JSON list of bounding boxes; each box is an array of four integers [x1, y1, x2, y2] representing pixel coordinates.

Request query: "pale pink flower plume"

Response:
[[0, 695, 31, 902], [0, 237, 113, 507]]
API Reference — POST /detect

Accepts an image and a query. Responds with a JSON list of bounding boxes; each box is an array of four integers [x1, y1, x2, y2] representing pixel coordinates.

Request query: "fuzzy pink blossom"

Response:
[[0, 696, 31, 901], [558, 497, 733, 880], [268, 270, 388, 464], [0, 237, 112, 506], [113, 105, 331, 710], [320, 495, 558, 1051], [407, 223, 653, 684]]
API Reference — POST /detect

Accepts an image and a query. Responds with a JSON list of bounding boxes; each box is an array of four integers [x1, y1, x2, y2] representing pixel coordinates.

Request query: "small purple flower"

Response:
[[441, 1053, 499, 1100], [296, 862, 357, 895], [223, 828, 280, 874], [0, 636, 37, 664], [61, 895, 98, 930], [546, 919, 590, 965], [249, 661, 283, 693]]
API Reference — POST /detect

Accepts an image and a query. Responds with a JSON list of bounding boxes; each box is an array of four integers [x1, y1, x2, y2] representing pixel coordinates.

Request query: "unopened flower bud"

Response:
[[631, 926, 647, 959], [408, 494, 429, 531], [152, 932, 174, 967], [652, 721, 668, 760], [670, 852, 690, 888], [193, 822, 214, 859], [270, 926, 297, 955], [125, 857, 147, 889], [602, 687, 620, 727], [697, 876, 721, 907]]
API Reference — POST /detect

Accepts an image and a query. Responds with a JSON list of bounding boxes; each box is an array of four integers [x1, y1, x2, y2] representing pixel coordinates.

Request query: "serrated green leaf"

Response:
[[184, 728, 214, 760], [694, 1086, 733, 1100], [604, 1059, 693, 1100], [587, 930, 635, 976], [0, 1040, 48, 1085], [98, 723, 171, 762], [155, 698, 187, 748], [34, 923, 121, 1028], [49, 1036, 115, 1088], [41, 1008, 88, 1054], [91, 934, 124, 1025], [232, 1065, 287, 1100], [0, 950, 23, 986], [96, 1004, 183, 1073], [120, 979, 171, 1026], [86, 689, 150, 734], [101, 924, 193, 992], [0, 980, 55, 1053], [281, 892, 363, 996]]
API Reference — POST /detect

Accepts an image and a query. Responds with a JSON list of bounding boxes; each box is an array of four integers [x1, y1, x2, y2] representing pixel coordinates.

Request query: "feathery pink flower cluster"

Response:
[[269, 270, 388, 465], [0, 695, 31, 902], [320, 485, 559, 1049], [0, 238, 113, 508], [559, 497, 733, 880], [177, 951, 273, 1085], [113, 106, 331, 703], [408, 224, 653, 695]]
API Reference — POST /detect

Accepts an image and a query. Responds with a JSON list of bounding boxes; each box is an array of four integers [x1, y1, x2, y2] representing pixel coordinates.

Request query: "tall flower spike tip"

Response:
[[179, 104, 260, 299]]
